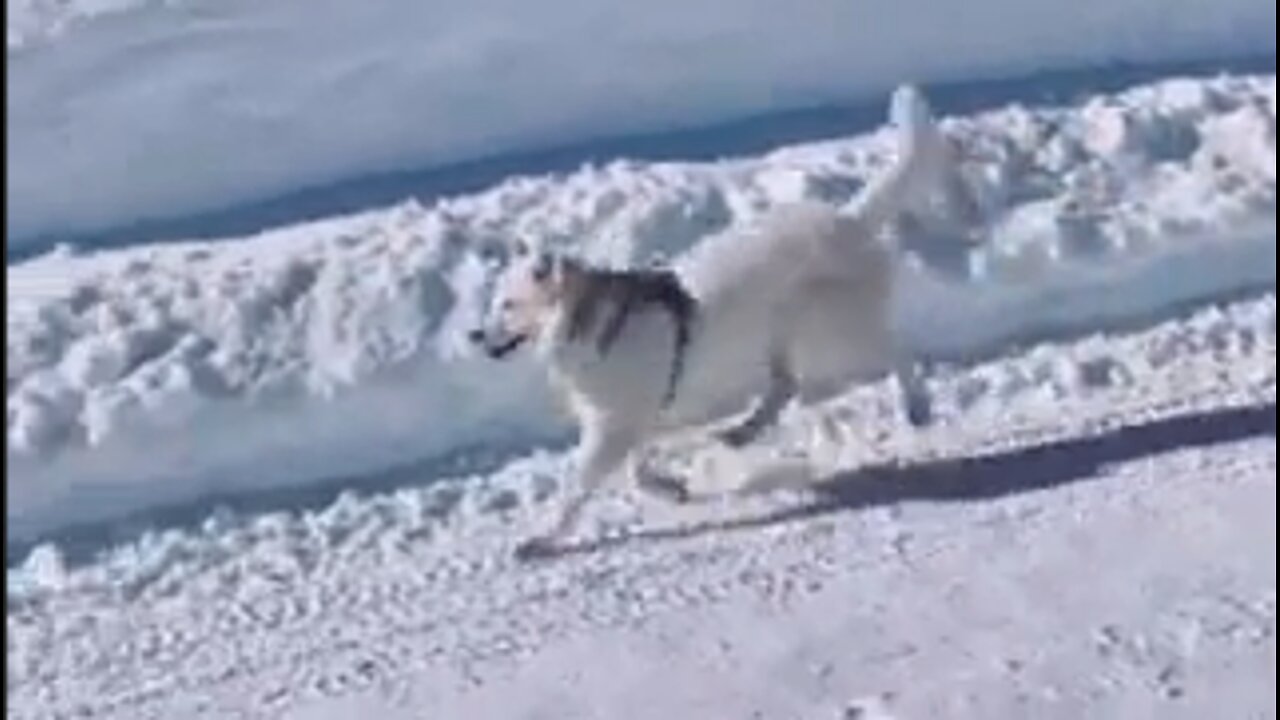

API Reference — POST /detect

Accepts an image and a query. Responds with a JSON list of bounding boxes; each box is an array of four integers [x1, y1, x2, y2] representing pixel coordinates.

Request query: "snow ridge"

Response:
[[7, 75, 1276, 542]]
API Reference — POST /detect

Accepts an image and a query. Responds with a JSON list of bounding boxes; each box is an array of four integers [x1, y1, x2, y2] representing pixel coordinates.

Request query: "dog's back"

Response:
[[665, 202, 897, 413], [674, 202, 865, 307]]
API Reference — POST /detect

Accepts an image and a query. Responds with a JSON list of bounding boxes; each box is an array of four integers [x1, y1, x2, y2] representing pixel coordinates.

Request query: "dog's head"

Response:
[[469, 244, 573, 360]]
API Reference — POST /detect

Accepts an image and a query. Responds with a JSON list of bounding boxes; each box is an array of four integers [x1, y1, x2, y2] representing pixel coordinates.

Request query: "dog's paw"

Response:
[[637, 472, 692, 504], [514, 537, 560, 563]]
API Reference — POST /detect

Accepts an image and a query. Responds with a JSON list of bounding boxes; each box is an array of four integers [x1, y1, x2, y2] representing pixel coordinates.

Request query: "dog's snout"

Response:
[[468, 329, 487, 345]]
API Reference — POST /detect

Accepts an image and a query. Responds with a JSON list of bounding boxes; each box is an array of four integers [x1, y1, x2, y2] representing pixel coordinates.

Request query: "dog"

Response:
[[471, 86, 963, 558]]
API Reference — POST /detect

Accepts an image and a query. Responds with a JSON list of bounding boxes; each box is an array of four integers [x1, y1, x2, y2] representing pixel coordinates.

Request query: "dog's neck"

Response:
[[555, 257, 593, 310], [547, 258, 697, 406]]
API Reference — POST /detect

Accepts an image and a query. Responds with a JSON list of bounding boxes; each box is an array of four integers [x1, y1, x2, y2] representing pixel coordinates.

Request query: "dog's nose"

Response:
[[468, 329, 487, 345]]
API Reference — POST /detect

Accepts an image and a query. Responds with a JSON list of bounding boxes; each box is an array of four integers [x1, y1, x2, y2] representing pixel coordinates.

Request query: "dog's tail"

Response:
[[850, 86, 976, 236], [857, 86, 966, 430]]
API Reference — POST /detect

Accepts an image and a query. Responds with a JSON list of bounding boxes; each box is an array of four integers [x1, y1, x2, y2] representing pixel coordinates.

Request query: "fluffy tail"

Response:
[[859, 86, 961, 430], [850, 86, 974, 235]]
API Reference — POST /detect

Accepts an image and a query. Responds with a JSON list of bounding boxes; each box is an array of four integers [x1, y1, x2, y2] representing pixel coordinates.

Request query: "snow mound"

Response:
[[7, 0, 1275, 244], [9, 293, 1275, 602], [6, 76, 1277, 541]]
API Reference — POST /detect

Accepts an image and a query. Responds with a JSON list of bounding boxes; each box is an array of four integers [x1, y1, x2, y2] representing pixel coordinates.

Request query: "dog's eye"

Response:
[[531, 254, 554, 283]]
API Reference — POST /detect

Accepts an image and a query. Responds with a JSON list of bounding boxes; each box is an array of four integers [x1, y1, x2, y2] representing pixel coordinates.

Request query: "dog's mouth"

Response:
[[470, 330, 530, 360]]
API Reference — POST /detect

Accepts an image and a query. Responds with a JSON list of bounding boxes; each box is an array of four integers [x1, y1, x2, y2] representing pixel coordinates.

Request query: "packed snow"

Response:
[[6, 0, 1274, 245], [7, 74, 1276, 543]]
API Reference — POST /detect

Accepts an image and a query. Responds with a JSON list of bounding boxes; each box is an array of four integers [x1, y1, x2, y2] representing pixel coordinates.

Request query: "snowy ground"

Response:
[[7, 292, 1275, 719], [6, 0, 1277, 717]]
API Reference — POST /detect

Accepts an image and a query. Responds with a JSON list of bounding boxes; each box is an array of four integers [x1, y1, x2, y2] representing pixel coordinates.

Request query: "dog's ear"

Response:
[[531, 251, 557, 283], [531, 251, 578, 293]]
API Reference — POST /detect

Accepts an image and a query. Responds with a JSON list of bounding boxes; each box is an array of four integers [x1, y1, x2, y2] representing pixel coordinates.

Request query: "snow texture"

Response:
[[8, 290, 1275, 719], [5, 4, 1277, 715], [7, 75, 1276, 542], [6, 0, 1275, 245]]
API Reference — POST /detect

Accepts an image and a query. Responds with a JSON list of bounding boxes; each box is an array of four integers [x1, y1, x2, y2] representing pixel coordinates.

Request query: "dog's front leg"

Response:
[[718, 355, 796, 447], [518, 423, 639, 558]]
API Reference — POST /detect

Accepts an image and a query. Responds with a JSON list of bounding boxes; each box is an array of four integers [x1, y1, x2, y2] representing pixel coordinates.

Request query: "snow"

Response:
[[409, 437, 1273, 720], [6, 0, 160, 50], [7, 74, 1277, 543], [7, 290, 1275, 718], [6, 3, 1278, 713], [6, 0, 1275, 246]]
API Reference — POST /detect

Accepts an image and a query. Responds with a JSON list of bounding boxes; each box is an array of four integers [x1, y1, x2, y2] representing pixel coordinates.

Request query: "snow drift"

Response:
[[6, 75, 1276, 541], [6, 0, 1275, 246]]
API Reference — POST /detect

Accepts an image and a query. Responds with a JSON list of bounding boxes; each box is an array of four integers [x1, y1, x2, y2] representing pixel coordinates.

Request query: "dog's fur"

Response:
[[472, 86, 963, 555], [562, 265, 696, 405]]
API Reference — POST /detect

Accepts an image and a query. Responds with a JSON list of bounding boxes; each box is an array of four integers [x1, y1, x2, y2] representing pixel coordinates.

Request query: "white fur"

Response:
[[476, 86, 961, 553]]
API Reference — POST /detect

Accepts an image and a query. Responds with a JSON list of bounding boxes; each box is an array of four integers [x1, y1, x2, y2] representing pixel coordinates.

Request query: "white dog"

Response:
[[472, 86, 963, 558]]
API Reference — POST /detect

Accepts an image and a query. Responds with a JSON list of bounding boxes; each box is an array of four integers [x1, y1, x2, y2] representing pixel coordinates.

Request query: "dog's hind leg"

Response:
[[718, 353, 797, 448], [893, 351, 934, 429]]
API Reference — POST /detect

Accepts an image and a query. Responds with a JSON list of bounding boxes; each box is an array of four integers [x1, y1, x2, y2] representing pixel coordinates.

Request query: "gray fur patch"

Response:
[[565, 266, 696, 405]]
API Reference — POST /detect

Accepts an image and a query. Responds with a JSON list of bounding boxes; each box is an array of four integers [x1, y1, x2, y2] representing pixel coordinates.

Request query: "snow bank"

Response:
[[7, 0, 1275, 245], [6, 75, 1277, 541]]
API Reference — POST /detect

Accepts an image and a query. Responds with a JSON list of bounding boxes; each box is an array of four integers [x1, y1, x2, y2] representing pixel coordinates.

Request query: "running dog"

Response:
[[471, 86, 964, 558]]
